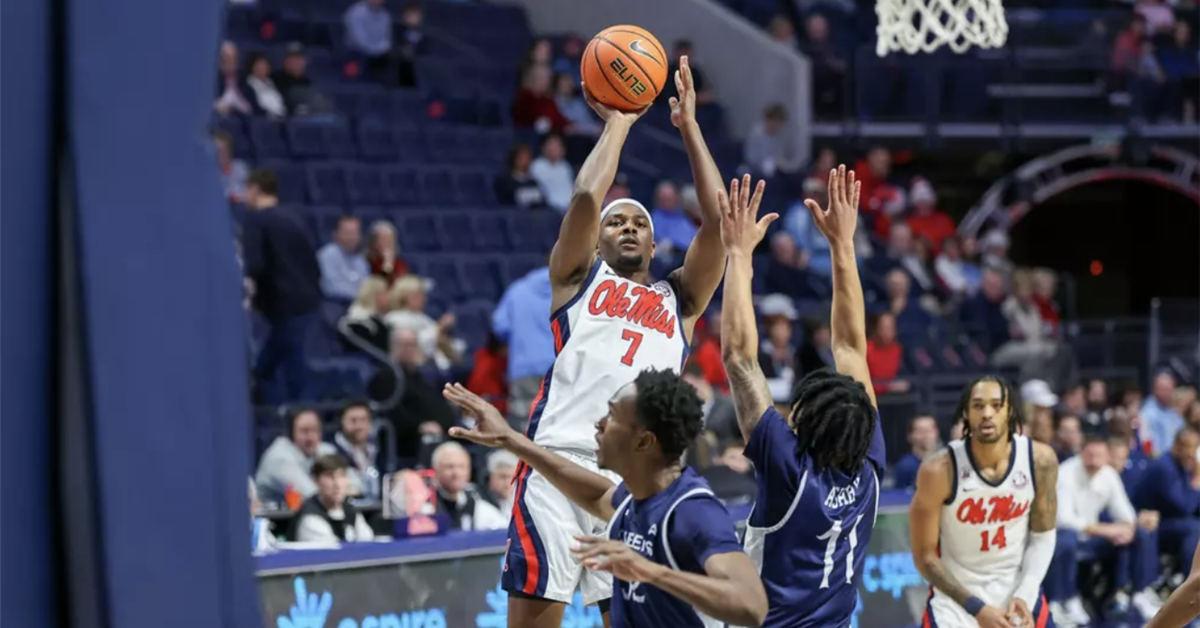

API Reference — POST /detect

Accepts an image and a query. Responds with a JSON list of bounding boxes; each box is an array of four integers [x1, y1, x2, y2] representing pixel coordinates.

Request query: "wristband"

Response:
[[964, 596, 985, 617]]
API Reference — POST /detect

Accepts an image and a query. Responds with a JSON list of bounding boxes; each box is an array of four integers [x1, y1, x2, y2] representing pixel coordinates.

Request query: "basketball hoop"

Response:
[[875, 0, 1008, 57]]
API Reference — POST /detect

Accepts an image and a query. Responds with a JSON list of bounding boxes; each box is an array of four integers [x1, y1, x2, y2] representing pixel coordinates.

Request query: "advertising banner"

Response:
[[259, 509, 929, 628]]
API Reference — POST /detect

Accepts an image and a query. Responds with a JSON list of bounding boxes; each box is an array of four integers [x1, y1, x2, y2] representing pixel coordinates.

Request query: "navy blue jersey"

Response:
[[606, 468, 745, 628], [743, 406, 887, 628]]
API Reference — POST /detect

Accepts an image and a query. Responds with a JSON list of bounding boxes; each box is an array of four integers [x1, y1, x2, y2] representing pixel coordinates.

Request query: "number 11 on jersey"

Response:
[[818, 514, 865, 588]]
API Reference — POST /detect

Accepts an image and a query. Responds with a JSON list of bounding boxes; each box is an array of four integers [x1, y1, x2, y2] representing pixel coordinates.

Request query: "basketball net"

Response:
[[875, 0, 1008, 57]]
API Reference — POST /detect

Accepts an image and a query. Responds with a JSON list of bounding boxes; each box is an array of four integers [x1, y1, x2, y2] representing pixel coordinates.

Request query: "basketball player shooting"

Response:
[[444, 378, 768, 628], [494, 61, 732, 627], [718, 165, 887, 628], [910, 376, 1059, 628]]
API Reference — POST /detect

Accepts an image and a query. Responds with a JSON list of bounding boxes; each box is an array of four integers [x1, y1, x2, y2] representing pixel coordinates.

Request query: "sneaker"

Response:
[[1107, 590, 1131, 617], [1065, 596, 1092, 626], [1133, 589, 1164, 619], [1051, 601, 1077, 628]]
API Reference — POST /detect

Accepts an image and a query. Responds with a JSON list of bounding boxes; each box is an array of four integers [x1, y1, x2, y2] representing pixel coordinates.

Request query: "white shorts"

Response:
[[502, 450, 619, 605]]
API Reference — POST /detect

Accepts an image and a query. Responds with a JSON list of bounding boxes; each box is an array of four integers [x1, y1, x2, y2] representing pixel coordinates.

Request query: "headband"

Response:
[[600, 198, 654, 235]]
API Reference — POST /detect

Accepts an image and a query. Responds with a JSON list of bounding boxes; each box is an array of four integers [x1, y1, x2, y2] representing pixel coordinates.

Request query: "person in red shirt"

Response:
[[466, 333, 508, 416], [905, 178, 956, 254], [689, 315, 729, 393], [1030, 268, 1061, 333], [510, 63, 571, 133], [365, 221, 408, 286], [866, 312, 911, 394]]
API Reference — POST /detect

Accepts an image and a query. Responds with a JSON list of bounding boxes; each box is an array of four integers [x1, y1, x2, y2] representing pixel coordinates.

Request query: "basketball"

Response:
[[581, 25, 669, 111]]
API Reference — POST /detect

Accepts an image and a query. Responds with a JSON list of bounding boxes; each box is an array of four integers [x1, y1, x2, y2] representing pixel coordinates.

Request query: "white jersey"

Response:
[[928, 435, 1037, 624], [528, 259, 689, 453]]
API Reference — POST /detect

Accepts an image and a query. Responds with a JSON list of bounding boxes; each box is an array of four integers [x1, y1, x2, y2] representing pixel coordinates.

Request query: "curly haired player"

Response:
[[445, 371, 768, 628]]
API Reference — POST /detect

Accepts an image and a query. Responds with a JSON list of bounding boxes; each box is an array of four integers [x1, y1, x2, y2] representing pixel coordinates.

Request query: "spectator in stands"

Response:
[[344, 0, 395, 84], [934, 236, 981, 299], [317, 215, 368, 302], [1113, 15, 1148, 88], [665, 40, 715, 105], [244, 54, 286, 118], [650, 180, 698, 267], [368, 327, 456, 462], [287, 455, 375, 543], [511, 64, 570, 134], [961, 268, 1010, 351], [214, 41, 252, 117], [241, 169, 322, 403], [757, 295, 799, 402], [1109, 422, 1152, 495], [743, 103, 802, 178], [491, 264, 554, 426], [800, 14, 846, 117], [1143, 370, 1186, 456], [493, 142, 546, 209], [892, 415, 940, 490], [1025, 403, 1055, 445], [432, 442, 507, 531], [884, 224, 937, 293], [1031, 268, 1061, 334], [603, 172, 632, 206], [949, 421, 965, 442], [342, 276, 391, 354], [520, 38, 554, 74], [528, 133, 573, 212], [993, 270, 1062, 382], [394, 4, 425, 87], [783, 181, 833, 277], [905, 179, 956, 254], [249, 479, 275, 552], [682, 361, 738, 444], [768, 14, 798, 47], [255, 408, 339, 505], [1083, 378, 1115, 430], [331, 400, 380, 500], [272, 43, 330, 116], [689, 312, 729, 391], [213, 131, 248, 203], [553, 73, 599, 136], [1050, 436, 1161, 623], [1135, 0, 1175, 36], [979, 230, 1013, 275], [1054, 415, 1085, 462], [1137, 40, 1168, 118], [884, 269, 935, 336], [699, 439, 757, 506], [484, 450, 518, 523], [764, 232, 817, 298], [796, 318, 835, 376], [466, 331, 507, 416], [1134, 428, 1200, 580], [365, 221, 407, 286], [384, 275, 464, 372], [867, 312, 911, 394], [1159, 21, 1199, 122]]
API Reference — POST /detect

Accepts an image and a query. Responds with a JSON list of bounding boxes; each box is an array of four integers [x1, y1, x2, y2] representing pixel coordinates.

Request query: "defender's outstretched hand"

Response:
[[804, 164, 862, 246], [582, 82, 650, 125], [668, 55, 696, 129], [718, 174, 775, 255], [444, 383, 515, 448]]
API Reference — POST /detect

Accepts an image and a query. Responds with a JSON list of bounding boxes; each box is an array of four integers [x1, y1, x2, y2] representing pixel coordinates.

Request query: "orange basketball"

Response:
[[581, 25, 669, 111]]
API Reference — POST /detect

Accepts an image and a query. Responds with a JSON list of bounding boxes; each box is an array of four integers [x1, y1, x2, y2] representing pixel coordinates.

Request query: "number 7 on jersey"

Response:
[[620, 329, 643, 366]]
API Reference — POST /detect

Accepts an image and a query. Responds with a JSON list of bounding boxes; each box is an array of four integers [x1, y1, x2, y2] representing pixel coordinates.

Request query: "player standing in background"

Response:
[[501, 58, 732, 628], [910, 375, 1059, 628], [719, 165, 888, 628]]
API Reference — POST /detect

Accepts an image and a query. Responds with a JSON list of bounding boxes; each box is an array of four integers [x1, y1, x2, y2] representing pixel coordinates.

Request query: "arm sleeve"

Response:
[[1013, 530, 1056, 609], [667, 498, 746, 569]]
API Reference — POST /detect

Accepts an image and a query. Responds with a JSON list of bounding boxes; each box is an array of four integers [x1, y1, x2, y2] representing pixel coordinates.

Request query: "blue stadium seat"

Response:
[[306, 163, 349, 205], [470, 211, 511, 252], [437, 210, 473, 251], [351, 205, 387, 227], [249, 118, 289, 160], [423, 254, 462, 301], [395, 212, 441, 252], [307, 205, 345, 245], [286, 119, 327, 159], [390, 89, 427, 123], [504, 253, 545, 285], [261, 161, 308, 204], [418, 170, 457, 206], [457, 256, 503, 302], [213, 117, 254, 160], [394, 126, 427, 164], [456, 169, 496, 206], [345, 165, 386, 206], [453, 298, 497, 350], [324, 120, 357, 160], [356, 120, 399, 161], [383, 167, 420, 206]]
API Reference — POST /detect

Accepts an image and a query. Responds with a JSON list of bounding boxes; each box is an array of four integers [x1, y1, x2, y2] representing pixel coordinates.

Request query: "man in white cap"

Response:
[[496, 56, 737, 628]]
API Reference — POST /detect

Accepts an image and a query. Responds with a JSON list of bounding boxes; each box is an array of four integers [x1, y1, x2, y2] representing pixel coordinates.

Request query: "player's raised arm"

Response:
[[443, 384, 617, 521], [912, 452, 1009, 628], [805, 166, 877, 409], [548, 90, 647, 293], [1007, 442, 1059, 623], [667, 56, 727, 334], [717, 176, 779, 440]]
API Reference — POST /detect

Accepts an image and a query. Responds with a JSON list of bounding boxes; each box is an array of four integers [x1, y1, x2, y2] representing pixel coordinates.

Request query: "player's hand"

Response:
[[582, 82, 649, 125], [804, 164, 862, 247], [1005, 599, 1033, 628], [444, 383, 515, 447], [718, 174, 775, 256], [668, 55, 696, 129], [976, 604, 1014, 628], [572, 536, 661, 583]]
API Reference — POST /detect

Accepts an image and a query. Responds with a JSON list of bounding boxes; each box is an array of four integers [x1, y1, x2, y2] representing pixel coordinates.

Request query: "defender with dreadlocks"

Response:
[[718, 166, 886, 628], [910, 375, 1060, 628], [444, 370, 768, 628]]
